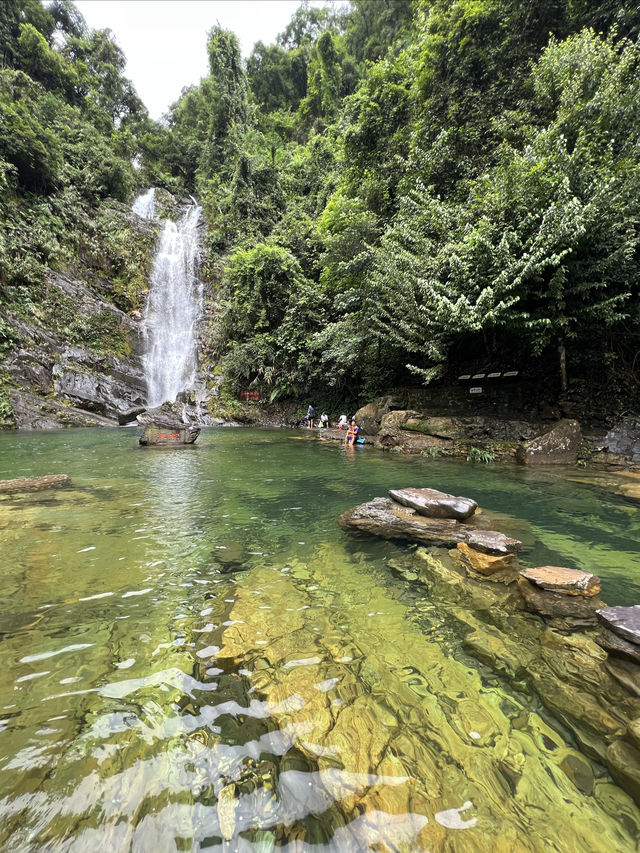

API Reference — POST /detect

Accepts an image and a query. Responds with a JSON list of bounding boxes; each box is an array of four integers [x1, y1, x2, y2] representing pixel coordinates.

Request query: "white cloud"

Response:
[[72, 0, 320, 119]]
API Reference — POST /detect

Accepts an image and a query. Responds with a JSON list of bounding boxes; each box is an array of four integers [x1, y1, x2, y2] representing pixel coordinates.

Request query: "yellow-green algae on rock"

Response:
[[193, 547, 640, 852]]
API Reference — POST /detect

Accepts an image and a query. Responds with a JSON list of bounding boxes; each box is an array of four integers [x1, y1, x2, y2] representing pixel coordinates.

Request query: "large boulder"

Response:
[[354, 395, 409, 436], [516, 419, 581, 465], [389, 487, 477, 520]]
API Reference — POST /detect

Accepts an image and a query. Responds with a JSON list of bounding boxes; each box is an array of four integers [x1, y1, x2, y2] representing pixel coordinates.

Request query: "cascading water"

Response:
[[132, 189, 203, 409]]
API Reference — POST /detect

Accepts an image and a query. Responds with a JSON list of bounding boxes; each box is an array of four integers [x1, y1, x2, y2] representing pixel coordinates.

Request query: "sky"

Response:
[[73, 0, 323, 120]]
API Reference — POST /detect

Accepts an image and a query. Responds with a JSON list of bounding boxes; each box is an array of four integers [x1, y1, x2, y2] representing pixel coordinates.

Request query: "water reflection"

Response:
[[0, 428, 639, 851]]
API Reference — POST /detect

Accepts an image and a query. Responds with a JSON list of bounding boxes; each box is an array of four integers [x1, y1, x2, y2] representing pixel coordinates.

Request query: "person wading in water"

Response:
[[345, 418, 359, 445]]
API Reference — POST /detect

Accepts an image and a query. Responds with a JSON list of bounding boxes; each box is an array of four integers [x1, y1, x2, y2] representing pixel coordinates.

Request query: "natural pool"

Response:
[[0, 427, 639, 852]]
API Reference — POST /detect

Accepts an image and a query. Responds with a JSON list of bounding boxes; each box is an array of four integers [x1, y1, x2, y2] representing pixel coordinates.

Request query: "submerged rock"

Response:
[[605, 658, 640, 698], [388, 487, 477, 521], [0, 474, 71, 493], [520, 566, 601, 597], [516, 419, 581, 465]]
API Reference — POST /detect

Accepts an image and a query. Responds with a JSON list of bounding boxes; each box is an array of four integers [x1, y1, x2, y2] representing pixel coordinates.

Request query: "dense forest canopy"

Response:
[[1, 0, 640, 419]]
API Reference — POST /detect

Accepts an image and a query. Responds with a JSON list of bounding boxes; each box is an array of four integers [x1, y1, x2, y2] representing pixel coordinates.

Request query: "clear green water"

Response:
[[0, 427, 639, 852]]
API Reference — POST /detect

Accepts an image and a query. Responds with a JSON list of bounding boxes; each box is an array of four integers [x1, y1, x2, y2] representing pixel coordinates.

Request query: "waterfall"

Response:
[[132, 187, 156, 219], [132, 189, 204, 409]]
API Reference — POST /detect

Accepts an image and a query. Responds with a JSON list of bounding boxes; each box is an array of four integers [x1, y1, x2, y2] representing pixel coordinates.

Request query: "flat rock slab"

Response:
[[520, 566, 601, 597], [0, 474, 71, 493], [597, 606, 640, 646], [338, 497, 468, 548], [338, 498, 522, 554], [465, 529, 521, 556], [389, 487, 477, 521]]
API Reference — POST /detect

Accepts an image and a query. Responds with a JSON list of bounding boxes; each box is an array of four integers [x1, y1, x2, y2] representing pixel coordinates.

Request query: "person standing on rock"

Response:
[[307, 404, 315, 428], [345, 418, 359, 445]]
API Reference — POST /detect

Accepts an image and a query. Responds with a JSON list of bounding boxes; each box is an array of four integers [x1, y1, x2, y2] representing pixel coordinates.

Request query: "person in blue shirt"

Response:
[[306, 404, 315, 428]]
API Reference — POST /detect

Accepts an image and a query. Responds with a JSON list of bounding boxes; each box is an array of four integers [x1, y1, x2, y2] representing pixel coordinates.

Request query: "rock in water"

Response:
[[388, 487, 477, 520], [520, 566, 601, 597], [0, 474, 71, 493], [137, 404, 200, 445], [465, 529, 521, 555], [338, 497, 467, 547], [597, 606, 640, 646]]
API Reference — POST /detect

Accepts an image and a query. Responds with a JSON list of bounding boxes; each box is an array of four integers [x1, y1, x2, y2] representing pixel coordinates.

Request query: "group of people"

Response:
[[305, 406, 360, 445]]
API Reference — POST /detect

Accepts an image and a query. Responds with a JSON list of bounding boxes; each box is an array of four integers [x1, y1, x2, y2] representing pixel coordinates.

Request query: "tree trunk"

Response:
[[558, 339, 567, 393]]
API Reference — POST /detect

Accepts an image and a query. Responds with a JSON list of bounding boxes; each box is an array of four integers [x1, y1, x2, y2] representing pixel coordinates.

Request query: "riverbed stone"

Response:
[[457, 542, 517, 575], [516, 419, 582, 465], [605, 658, 640, 698], [596, 606, 640, 646], [0, 474, 71, 493], [520, 566, 601, 597], [388, 487, 478, 520], [595, 629, 640, 665]]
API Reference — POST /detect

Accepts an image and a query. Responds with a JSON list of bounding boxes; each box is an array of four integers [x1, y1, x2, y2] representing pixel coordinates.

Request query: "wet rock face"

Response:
[[516, 419, 582, 465], [9, 389, 119, 429], [388, 487, 478, 521], [2, 269, 149, 429], [603, 417, 640, 462], [53, 349, 147, 420], [521, 566, 602, 597]]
